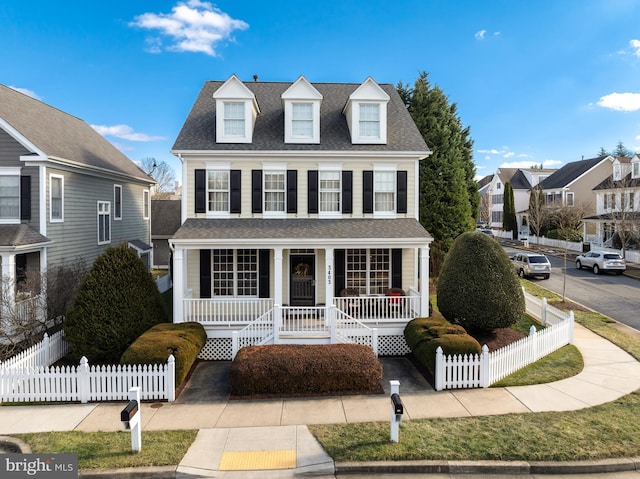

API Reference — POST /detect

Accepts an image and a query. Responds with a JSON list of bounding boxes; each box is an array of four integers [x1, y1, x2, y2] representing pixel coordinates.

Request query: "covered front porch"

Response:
[[169, 218, 432, 358]]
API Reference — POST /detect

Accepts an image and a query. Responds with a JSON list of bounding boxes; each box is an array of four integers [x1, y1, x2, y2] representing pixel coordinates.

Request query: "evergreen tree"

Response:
[[398, 72, 476, 255], [503, 182, 517, 239]]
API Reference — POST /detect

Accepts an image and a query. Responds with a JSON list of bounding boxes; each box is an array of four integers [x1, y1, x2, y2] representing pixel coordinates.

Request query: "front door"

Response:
[[290, 254, 315, 306]]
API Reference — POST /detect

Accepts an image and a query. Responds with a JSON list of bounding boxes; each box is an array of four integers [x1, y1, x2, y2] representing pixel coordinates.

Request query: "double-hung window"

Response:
[[566, 192, 574, 207], [223, 102, 245, 137], [374, 171, 395, 213], [143, 190, 150, 219], [359, 104, 380, 138], [97, 201, 111, 244], [207, 170, 230, 213], [346, 249, 390, 295], [633, 161, 640, 179], [604, 193, 615, 210], [319, 171, 341, 213], [292, 103, 313, 138], [114, 185, 122, 220], [625, 191, 635, 211], [0, 169, 20, 223], [212, 249, 258, 296], [264, 171, 285, 213], [49, 174, 64, 222]]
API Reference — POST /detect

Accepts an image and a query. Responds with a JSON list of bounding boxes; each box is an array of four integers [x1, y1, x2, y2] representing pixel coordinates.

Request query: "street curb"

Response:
[[79, 466, 177, 479], [335, 457, 640, 475]]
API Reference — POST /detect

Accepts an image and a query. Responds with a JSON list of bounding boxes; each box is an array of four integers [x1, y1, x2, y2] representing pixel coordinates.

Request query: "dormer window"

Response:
[[632, 157, 640, 179], [213, 74, 259, 144], [282, 76, 322, 144], [613, 160, 622, 181], [344, 77, 389, 144]]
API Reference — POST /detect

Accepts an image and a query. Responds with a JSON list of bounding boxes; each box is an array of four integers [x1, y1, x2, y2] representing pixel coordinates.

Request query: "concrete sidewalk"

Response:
[[2, 323, 640, 477]]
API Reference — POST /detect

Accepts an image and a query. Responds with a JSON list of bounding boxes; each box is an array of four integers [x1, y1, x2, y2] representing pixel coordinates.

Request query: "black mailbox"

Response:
[[391, 393, 403, 415], [121, 399, 139, 429]]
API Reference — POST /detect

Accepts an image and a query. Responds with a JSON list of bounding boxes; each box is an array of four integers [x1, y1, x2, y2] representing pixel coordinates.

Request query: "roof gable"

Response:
[[347, 77, 390, 102], [540, 156, 607, 189], [281, 76, 323, 101]]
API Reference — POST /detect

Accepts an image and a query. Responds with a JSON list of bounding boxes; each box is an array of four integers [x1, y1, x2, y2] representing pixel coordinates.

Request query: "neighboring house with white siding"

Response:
[[170, 75, 433, 359], [0, 84, 154, 307]]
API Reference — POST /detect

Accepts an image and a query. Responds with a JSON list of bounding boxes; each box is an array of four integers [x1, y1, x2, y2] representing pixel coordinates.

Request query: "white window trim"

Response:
[[97, 201, 111, 245], [632, 160, 640, 179], [318, 169, 342, 218], [205, 167, 231, 218], [143, 190, 150, 220], [114, 184, 122, 221], [284, 101, 320, 143], [373, 165, 397, 218], [0, 167, 21, 225], [262, 165, 286, 218], [49, 174, 64, 223], [352, 102, 387, 144], [215, 100, 252, 143]]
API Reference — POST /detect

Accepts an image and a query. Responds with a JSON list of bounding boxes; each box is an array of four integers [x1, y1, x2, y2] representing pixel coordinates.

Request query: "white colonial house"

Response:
[[170, 75, 433, 360], [583, 155, 640, 247]]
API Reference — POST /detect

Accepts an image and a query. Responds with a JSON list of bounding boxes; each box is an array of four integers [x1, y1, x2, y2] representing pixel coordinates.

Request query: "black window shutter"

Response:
[[363, 171, 374, 214], [334, 249, 346, 296], [200, 249, 211, 298], [230, 170, 241, 213], [342, 171, 352, 214], [287, 170, 297, 213], [308, 170, 318, 214], [259, 249, 270, 298], [397, 171, 408, 214], [391, 248, 402, 289], [20, 176, 31, 221], [195, 169, 206, 213], [252, 170, 263, 213]]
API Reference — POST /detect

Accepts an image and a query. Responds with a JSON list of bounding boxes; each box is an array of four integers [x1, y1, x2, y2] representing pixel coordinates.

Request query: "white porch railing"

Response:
[[333, 295, 417, 323], [435, 291, 575, 390], [184, 298, 274, 325], [334, 308, 378, 355], [232, 309, 275, 357]]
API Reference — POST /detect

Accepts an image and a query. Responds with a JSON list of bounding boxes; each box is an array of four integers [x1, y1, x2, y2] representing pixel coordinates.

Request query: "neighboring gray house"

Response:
[[0, 84, 154, 306], [151, 198, 181, 269]]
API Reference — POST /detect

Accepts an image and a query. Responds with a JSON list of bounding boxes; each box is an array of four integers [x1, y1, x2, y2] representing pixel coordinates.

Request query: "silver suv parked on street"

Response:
[[511, 252, 551, 279]]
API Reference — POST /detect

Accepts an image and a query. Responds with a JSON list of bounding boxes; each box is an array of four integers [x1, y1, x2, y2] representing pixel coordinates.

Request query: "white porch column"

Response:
[[325, 247, 334, 307], [273, 247, 283, 306], [1, 253, 16, 305], [172, 248, 184, 323], [420, 245, 430, 317]]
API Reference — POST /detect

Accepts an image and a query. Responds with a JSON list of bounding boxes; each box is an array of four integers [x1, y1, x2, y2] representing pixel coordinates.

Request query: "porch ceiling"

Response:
[[171, 218, 432, 247]]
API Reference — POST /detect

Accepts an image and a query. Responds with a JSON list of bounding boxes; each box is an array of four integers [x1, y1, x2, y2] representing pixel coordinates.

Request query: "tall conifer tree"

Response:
[[503, 182, 517, 239], [398, 72, 477, 254]]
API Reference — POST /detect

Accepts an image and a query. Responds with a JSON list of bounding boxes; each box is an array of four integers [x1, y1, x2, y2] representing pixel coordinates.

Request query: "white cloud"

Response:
[[629, 39, 640, 57], [475, 30, 486, 40], [130, 0, 249, 56], [500, 160, 562, 169], [9, 86, 41, 100], [91, 124, 165, 142], [597, 92, 640, 111]]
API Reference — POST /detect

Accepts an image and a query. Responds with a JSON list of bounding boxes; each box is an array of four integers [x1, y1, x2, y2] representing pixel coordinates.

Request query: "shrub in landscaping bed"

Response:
[[229, 344, 383, 397], [404, 316, 481, 375], [120, 322, 207, 386]]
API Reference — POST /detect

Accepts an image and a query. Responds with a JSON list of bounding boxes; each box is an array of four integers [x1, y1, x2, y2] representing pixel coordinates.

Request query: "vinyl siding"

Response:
[[45, 167, 151, 267], [0, 128, 29, 165]]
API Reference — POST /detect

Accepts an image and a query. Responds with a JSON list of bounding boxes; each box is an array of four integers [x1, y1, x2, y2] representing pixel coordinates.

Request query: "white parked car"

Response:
[[511, 253, 551, 279], [575, 251, 626, 275]]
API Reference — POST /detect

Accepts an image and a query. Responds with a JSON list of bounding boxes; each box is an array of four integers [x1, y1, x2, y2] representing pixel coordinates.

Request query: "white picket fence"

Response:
[[0, 331, 176, 403], [434, 292, 575, 390]]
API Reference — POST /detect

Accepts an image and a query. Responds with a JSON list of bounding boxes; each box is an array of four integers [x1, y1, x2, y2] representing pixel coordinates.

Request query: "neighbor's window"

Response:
[[212, 249, 258, 296], [97, 201, 111, 244], [346, 248, 390, 295], [49, 174, 64, 222], [207, 170, 229, 212], [114, 185, 122, 220], [633, 161, 640, 179], [319, 171, 341, 213], [223, 102, 245, 137], [566, 192, 574, 207], [0, 174, 20, 222], [143, 190, 150, 220]]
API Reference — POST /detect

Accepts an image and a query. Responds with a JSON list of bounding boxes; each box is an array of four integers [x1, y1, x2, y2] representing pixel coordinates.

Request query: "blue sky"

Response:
[[2, 0, 640, 184]]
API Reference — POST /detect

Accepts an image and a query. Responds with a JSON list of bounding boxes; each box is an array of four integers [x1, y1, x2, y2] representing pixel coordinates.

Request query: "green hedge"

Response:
[[404, 316, 481, 375], [229, 344, 383, 396], [120, 322, 207, 386]]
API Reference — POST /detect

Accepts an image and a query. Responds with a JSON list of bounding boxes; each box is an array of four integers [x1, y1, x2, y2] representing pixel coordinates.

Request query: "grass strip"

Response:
[[13, 430, 197, 470]]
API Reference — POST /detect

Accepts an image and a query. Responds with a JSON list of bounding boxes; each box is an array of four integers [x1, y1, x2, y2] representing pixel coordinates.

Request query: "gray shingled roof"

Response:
[[540, 156, 606, 189], [593, 173, 640, 190], [151, 199, 182, 236], [172, 80, 431, 153], [0, 224, 51, 249], [172, 218, 432, 243], [0, 84, 153, 182]]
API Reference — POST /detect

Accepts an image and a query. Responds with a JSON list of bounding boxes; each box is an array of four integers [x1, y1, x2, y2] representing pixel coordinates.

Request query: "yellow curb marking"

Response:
[[219, 449, 296, 470]]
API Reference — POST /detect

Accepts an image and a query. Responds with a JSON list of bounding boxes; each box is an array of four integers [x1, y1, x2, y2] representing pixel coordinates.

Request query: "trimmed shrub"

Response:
[[120, 322, 207, 386], [547, 228, 583, 242], [229, 344, 382, 397], [64, 244, 169, 363], [437, 232, 525, 332], [404, 316, 481, 375]]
